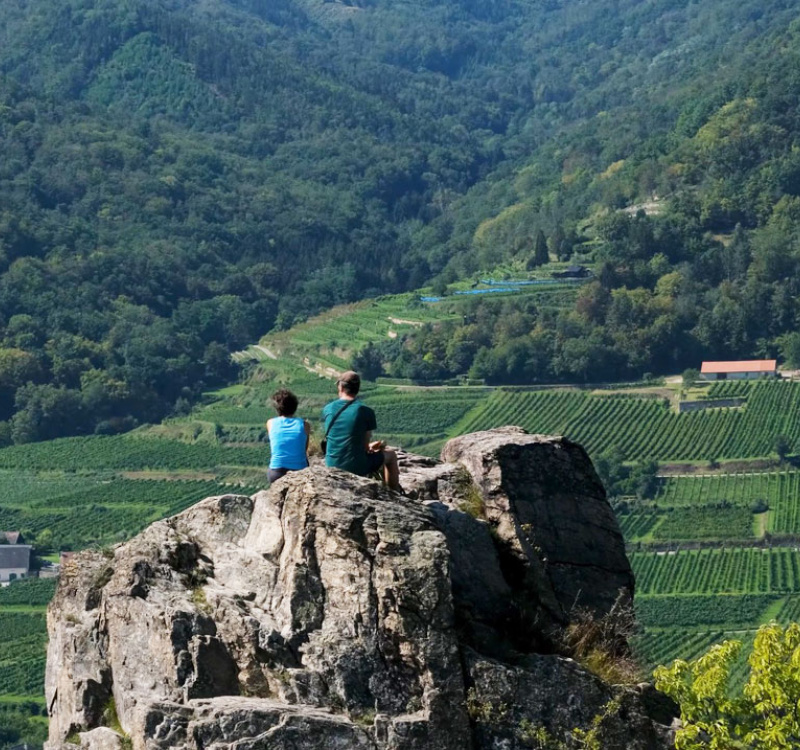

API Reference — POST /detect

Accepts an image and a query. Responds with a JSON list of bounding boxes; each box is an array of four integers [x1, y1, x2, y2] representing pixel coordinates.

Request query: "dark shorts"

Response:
[[365, 451, 385, 474], [268, 468, 292, 483]]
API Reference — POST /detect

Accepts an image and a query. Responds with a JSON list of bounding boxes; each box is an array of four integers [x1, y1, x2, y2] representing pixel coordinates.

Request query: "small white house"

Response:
[[0, 544, 32, 583], [700, 360, 778, 381]]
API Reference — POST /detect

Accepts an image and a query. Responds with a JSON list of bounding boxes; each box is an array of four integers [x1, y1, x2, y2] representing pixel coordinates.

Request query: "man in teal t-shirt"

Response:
[[322, 371, 401, 491]]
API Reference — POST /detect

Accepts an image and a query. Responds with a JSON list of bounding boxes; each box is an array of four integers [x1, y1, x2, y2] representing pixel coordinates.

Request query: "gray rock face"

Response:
[[78, 727, 123, 750], [46, 428, 673, 750], [403, 428, 635, 654], [466, 651, 675, 750], [440, 426, 635, 623]]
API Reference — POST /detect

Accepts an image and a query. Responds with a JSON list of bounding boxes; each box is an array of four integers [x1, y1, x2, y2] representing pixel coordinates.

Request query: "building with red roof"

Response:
[[700, 360, 778, 381]]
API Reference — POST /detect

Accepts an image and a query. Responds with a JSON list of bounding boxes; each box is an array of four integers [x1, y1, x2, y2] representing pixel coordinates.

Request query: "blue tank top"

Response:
[[268, 417, 308, 470]]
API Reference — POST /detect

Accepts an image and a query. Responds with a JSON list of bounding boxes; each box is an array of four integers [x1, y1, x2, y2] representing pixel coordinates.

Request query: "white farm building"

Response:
[[0, 544, 32, 584], [700, 360, 778, 381]]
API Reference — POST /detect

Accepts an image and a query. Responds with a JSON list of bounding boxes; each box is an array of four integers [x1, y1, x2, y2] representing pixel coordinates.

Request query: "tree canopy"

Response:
[[655, 623, 800, 750], [3, 0, 800, 438]]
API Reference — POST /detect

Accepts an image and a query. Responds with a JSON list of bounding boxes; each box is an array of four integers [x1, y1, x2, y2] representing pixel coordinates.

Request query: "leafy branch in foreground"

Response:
[[654, 622, 800, 750]]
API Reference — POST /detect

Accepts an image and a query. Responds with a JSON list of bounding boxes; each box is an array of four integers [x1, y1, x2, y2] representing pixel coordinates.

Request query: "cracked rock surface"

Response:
[[440, 426, 636, 624], [46, 427, 675, 750]]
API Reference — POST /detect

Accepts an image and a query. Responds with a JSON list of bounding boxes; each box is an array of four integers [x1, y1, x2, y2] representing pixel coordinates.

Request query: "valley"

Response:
[[4, 323, 800, 735], [4, 0, 800, 743]]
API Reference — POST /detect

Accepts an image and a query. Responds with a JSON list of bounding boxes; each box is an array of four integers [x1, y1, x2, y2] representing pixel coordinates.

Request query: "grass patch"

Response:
[[561, 599, 641, 685], [453, 467, 485, 519]]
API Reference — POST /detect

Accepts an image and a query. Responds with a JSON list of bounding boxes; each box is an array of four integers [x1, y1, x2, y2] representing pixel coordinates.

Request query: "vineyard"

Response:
[[775, 596, 800, 623], [0, 579, 56, 608], [705, 381, 754, 399], [641, 471, 800, 535], [635, 594, 778, 627], [621, 506, 755, 542], [630, 547, 800, 595], [3, 352, 800, 716], [254, 285, 580, 376], [0, 610, 47, 698], [655, 472, 780, 507], [632, 628, 730, 673], [192, 405, 275, 426], [362, 389, 485, 445], [218, 284, 800, 691], [0, 435, 267, 472], [457, 381, 800, 461], [0, 477, 260, 550], [618, 513, 662, 541], [0, 471, 103, 505], [186, 381, 486, 455], [632, 626, 757, 689]]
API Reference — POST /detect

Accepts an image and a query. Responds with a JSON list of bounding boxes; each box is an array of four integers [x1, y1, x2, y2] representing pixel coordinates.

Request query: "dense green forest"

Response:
[[4, 0, 800, 440]]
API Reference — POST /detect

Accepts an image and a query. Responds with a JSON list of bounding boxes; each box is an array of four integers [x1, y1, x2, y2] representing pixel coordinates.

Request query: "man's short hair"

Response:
[[338, 370, 361, 396], [272, 388, 298, 416]]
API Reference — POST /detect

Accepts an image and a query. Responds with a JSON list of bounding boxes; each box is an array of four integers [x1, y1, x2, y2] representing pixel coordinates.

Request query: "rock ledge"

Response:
[[46, 428, 676, 750]]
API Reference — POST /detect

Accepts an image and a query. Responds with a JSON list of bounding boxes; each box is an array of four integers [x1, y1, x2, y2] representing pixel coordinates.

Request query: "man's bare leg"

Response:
[[383, 449, 401, 492]]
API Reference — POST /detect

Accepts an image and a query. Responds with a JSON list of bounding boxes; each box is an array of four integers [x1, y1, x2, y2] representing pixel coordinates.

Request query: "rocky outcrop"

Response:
[[46, 428, 676, 750], [403, 427, 635, 653]]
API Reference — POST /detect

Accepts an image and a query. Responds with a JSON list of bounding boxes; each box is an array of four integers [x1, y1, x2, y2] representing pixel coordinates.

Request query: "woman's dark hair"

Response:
[[272, 389, 298, 417]]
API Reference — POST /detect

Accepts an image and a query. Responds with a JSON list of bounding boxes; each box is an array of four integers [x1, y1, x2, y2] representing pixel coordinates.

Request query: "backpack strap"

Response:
[[325, 399, 356, 439]]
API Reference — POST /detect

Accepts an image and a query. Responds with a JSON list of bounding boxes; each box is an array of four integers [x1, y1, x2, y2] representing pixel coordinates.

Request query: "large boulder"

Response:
[[46, 428, 674, 750], [440, 426, 634, 622], [47, 473, 471, 750], [403, 427, 635, 652]]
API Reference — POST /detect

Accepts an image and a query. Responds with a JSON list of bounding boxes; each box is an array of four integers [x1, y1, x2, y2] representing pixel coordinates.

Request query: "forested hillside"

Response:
[[3, 0, 800, 441]]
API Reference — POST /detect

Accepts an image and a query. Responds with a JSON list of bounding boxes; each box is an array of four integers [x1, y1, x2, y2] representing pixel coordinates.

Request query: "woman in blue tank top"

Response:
[[267, 389, 310, 483]]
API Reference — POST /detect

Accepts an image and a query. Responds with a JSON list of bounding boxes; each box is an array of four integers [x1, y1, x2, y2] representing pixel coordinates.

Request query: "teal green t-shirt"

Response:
[[322, 398, 377, 476]]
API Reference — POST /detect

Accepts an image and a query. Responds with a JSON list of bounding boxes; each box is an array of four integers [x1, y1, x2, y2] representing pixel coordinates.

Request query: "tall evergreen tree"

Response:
[[533, 230, 549, 267]]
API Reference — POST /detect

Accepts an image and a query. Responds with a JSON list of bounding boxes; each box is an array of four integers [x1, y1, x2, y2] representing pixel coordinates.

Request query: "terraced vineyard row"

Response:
[[775, 596, 800, 623], [632, 628, 729, 674], [767, 472, 800, 533], [263, 287, 579, 369], [651, 507, 754, 540], [631, 547, 800, 595], [705, 381, 753, 399], [0, 436, 267, 471], [193, 405, 275, 425], [0, 579, 56, 607], [0, 614, 47, 696], [634, 626, 757, 690], [278, 297, 447, 351], [651, 471, 800, 534], [656, 472, 778, 507], [458, 381, 800, 460], [189, 385, 484, 451], [0, 478, 260, 549], [364, 390, 485, 436], [619, 513, 662, 540], [620, 506, 755, 542], [635, 594, 778, 627], [0, 471, 103, 506]]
